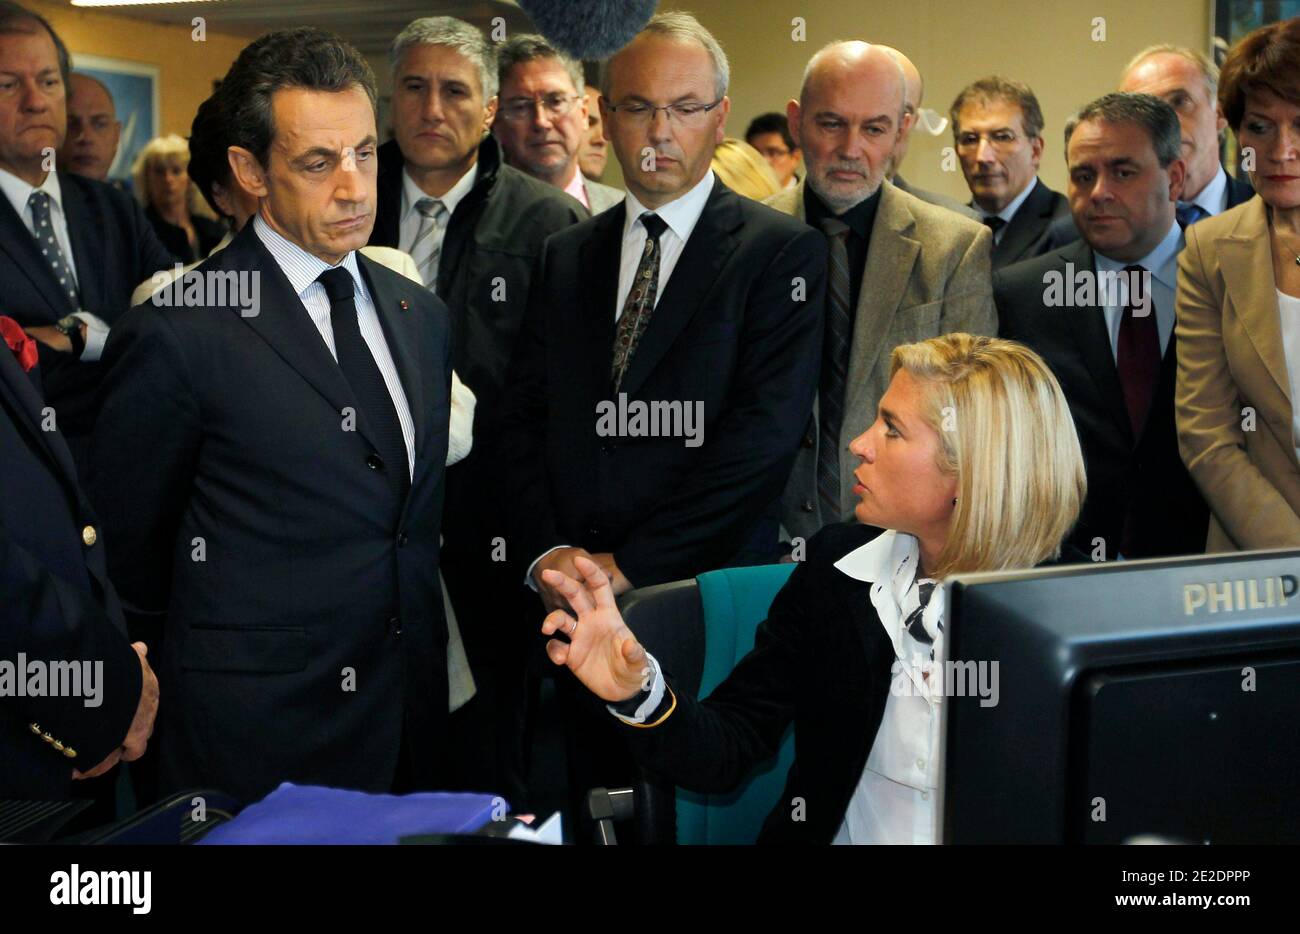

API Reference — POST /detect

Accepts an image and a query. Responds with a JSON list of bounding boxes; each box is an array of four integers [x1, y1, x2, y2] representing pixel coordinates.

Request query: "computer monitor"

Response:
[[941, 548, 1300, 843]]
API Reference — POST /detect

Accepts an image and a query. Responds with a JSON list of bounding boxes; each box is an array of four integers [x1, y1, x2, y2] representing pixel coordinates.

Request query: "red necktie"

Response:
[[1116, 264, 1160, 438]]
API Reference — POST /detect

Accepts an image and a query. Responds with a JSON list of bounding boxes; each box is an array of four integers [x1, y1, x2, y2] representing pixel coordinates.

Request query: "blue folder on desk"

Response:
[[198, 783, 502, 845]]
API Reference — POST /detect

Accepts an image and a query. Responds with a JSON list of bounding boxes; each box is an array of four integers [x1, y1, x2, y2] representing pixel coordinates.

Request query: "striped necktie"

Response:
[[409, 197, 449, 292], [817, 217, 852, 520]]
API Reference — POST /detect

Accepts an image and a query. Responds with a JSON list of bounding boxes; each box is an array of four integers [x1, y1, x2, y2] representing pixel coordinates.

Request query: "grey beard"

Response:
[[806, 171, 883, 214]]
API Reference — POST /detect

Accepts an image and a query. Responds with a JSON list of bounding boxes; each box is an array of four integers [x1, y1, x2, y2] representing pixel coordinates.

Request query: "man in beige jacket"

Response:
[[768, 41, 996, 544]]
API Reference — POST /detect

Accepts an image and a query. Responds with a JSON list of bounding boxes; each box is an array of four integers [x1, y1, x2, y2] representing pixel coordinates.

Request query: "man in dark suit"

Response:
[[1, 315, 156, 801], [996, 92, 1208, 560], [0, 4, 175, 474], [369, 18, 583, 802], [950, 76, 1070, 269], [503, 12, 823, 809], [507, 11, 824, 607], [90, 29, 453, 804]]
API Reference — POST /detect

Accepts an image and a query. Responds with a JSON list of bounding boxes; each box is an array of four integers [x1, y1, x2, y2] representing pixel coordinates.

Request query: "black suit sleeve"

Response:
[[502, 242, 564, 570], [129, 197, 182, 279], [614, 226, 827, 585], [1, 525, 142, 769], [89, 308, 201, 613], [615, 544, 818, 793]]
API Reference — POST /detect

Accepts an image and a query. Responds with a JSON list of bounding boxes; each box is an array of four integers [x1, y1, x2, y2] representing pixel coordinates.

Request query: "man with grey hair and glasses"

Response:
[[503, 11, 825, 810], [492, 34, 622, 213], [369, 16, 582, 804]]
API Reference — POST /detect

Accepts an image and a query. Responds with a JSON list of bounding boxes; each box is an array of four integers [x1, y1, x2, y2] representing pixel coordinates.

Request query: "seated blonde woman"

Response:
[[132, 134, 226, 264], [539, 333, 1087, 844], [711, 137, 783, 201]]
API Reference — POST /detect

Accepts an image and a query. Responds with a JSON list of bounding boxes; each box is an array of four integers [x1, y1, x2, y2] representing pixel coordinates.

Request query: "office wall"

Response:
[[651, 0, 1212, 199], [26, 0, 249, 139]]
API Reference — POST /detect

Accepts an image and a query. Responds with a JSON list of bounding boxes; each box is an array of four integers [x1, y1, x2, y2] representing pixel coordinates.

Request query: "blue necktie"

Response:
[[1176, 202, 1208, 229]]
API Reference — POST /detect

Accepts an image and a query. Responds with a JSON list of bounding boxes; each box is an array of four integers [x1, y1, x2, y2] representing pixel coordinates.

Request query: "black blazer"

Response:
[[502, 179, 827, 587], [0, 172, 176, 465], [144, 205, 227, 265], [985, 178, 1070, 269], [88, 223, 453, 803], [0, 342, 140, 798], [995, 239, 1209, 558]]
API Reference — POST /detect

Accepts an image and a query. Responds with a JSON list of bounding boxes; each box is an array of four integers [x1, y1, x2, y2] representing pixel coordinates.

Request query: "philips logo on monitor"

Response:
[[1183, 575, 1297, 616]]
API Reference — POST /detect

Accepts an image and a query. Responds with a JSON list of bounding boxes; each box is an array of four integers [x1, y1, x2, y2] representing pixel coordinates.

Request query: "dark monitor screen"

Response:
[[941, 548, 1300, 844]]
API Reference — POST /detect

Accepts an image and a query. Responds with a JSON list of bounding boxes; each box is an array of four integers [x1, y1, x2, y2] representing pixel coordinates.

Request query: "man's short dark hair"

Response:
[[1063, 92, 1182, 167], [745, 112, 796, 152], [950, 76, 1045, 140], [187, 91, 229, 218], [0, 1, 70, 87], [220, 27, 377, 168]]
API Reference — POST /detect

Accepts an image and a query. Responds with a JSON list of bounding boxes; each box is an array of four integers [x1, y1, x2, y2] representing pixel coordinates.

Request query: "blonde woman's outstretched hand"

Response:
[[539, 555, 651, 704]]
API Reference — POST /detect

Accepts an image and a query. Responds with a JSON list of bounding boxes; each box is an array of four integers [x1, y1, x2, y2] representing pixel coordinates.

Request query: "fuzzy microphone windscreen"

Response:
[[517, 0, 659, 59]]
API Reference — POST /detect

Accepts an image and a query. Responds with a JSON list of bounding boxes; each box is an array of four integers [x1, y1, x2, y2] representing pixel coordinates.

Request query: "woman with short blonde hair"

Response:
[[538, 333, 1087, 844], [132, 134, 225, 264], [890, 334, 1085, 578]]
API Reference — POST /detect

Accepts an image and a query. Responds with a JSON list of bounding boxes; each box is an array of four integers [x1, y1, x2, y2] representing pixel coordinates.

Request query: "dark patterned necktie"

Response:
[[318, 267, 409, 503], [28, 191, 80, 309], [983, 215, 1006, 240], [817, 217, 852, 520], [611, 213, 668, 391]]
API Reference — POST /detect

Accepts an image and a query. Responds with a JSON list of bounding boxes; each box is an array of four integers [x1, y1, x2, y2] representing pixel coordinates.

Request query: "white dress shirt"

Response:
[[1094, 219, 1182, 361], [0, 167, 110, 360], [253, 214, 416, 479], [976, 176, 1038, 246], [615, 528, 947, 845], [615, 170, 714, 320], [831, 529, 945, 844], [1276, 289, 1300, 463], [524, 170, 718, 586]]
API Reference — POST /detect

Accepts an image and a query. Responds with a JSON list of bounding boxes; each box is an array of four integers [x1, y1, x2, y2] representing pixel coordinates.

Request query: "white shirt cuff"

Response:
[[525, 545, 574, 590], [71, 311, 110, 362], [607, 651, 665, 725]]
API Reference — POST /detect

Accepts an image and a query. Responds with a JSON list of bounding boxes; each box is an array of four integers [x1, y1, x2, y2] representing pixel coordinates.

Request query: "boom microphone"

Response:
[[516, 0, 658, 59]]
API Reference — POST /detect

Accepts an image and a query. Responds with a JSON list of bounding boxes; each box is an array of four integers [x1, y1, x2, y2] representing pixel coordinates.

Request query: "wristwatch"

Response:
[[54, 315, 85, 358]]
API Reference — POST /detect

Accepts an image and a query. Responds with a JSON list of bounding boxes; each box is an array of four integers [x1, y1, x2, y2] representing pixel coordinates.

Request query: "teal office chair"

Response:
[[597, 563, 796, 844]]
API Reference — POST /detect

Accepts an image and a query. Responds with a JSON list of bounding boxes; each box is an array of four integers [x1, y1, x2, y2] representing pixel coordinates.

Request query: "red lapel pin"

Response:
[[399, 299, 409, 311]]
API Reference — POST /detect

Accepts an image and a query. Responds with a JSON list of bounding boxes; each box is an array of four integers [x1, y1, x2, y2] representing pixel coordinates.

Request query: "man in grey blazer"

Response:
[[492, 34, 622, 214], [768, 40, 996, 545]]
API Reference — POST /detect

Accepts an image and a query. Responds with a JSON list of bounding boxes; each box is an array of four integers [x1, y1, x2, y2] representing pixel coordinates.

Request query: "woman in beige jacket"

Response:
[[1176, 16, 1300, 551]]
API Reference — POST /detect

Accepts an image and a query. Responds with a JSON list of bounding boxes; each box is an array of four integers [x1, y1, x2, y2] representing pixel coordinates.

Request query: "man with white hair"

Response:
[[766, 40, 996, 545], [1120, 44, 1253, 222], [878, 45, 977, 219]]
